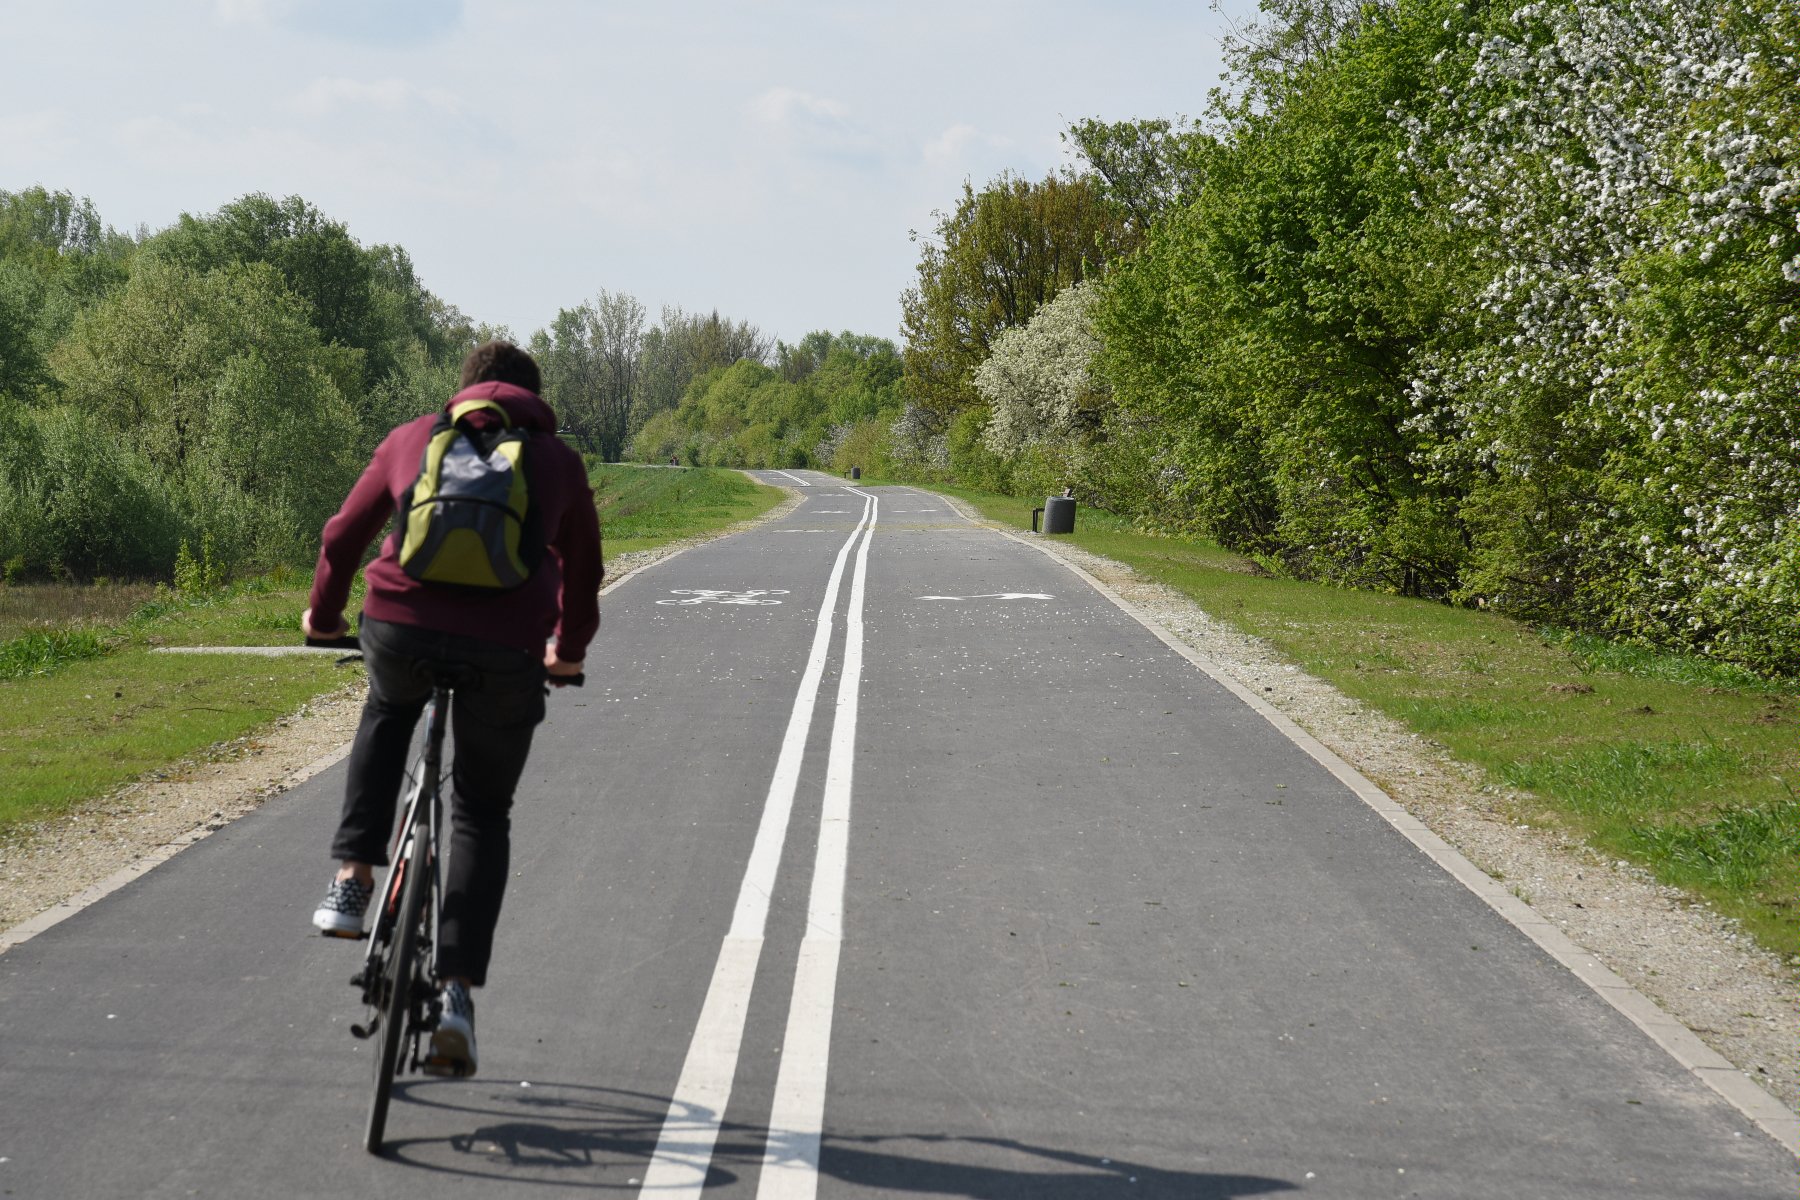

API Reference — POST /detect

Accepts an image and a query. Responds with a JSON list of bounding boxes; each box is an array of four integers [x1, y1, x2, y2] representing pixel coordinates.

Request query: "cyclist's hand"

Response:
[[545, 648, 584, 687], [301, 607, 349, 640]]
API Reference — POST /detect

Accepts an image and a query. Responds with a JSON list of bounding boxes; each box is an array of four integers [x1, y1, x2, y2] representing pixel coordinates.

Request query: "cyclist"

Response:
[[301, 339, 601, 1077]]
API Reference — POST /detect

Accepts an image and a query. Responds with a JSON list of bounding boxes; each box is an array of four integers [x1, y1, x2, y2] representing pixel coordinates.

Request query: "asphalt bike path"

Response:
[[0, 469, 1790, 1197]]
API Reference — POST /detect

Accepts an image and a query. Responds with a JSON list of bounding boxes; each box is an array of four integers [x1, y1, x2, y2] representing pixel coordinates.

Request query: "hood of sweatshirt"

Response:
[[447, 381, 559, 434]]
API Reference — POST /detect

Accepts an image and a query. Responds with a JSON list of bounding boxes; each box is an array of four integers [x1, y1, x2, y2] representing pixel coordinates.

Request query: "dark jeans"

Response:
[[330, 616, 546, 987]]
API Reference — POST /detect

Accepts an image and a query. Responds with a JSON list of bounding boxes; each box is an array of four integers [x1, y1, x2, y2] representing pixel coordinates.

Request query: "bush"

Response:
[[0, 404, 179, 579]]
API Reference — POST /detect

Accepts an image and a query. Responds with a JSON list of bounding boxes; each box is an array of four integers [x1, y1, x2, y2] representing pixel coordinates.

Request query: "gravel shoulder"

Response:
[[3, 483, 1793, 1122]]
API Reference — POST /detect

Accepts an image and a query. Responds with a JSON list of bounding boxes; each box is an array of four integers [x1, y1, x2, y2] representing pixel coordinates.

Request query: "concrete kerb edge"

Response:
[[2, 486, 796, 957], [925, 487, 1800, 1159]]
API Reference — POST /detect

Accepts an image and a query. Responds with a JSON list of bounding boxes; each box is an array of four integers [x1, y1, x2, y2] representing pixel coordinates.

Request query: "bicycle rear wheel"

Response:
[[364, 830, 429, 1154]]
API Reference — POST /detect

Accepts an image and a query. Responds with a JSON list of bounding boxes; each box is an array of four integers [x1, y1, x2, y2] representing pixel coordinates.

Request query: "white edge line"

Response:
[[915, 483, 1799, 1157], [0, 740, 354, 956], [961, 513, 1800, 1160]]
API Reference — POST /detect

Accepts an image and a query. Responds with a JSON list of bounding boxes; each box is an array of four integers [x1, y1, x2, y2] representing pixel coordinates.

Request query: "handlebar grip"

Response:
[[305, 635, 363, 651]]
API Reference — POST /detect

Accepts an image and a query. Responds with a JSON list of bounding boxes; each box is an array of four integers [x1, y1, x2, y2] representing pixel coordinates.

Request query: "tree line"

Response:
[[0, 189, 800, 583], [862, 0, 1800, 676]]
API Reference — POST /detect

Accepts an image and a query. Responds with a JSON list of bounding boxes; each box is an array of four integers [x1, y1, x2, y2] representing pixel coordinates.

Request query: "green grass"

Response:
[[0, 628, 114, 680], [0, 574, 348, 833], [928, 482, 1800, 959], [590, 463, 787, 558]]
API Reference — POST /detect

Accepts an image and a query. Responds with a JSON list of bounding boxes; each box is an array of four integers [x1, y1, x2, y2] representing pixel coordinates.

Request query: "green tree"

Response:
[[1062, 117, 1211, 236], [900, 170, 1132, 417], [52, 255, 362, 568], [633, 307, 771, 432], [0, 187, 134, 398], [534, 290, 647, 462]]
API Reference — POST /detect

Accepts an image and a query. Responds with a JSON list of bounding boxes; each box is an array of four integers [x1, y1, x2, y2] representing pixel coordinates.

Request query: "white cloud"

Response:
[[292, 77, 463, 118], [746, 86, 879, 167], [923, 122, 1012, 167], [0, 111, 74, 166], [751, 87, 850, 127]]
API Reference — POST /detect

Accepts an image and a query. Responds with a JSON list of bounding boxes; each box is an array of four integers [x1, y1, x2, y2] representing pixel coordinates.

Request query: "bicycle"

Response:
[[307, 633, 582, 1154]]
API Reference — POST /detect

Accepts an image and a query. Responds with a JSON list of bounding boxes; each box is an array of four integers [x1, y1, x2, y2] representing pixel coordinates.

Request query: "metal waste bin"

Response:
[[1043, 495, 1076, 534], [849, 466, 861, 480]]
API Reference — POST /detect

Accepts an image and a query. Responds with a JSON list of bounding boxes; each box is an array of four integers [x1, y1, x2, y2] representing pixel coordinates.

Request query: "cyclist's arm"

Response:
[[307, 426, 411, 632], [548, 451, 603, 665]]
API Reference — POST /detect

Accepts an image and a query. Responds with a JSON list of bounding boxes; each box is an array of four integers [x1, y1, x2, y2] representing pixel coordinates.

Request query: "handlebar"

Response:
[[304, 634, 584, 687]]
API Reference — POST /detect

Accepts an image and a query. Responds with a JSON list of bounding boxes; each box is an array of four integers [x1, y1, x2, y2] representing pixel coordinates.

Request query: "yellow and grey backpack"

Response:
[[395, 399, 541, 589]]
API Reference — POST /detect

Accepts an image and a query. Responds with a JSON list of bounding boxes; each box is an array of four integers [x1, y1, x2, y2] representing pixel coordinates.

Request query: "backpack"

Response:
[[395, 399, 542, 589]]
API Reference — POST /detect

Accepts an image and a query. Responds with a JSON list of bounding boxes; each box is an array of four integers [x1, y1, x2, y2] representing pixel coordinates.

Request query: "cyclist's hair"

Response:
[[460, 339, 542, 393]]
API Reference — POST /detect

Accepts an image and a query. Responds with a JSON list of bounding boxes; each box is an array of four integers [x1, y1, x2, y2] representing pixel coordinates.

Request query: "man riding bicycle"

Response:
[[301, 339, 601, 1077]]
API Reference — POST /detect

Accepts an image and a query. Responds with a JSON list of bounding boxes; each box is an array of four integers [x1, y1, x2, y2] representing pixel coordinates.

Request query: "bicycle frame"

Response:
[[353, 682, 451, 1152], [357, 689, 446, 1007]]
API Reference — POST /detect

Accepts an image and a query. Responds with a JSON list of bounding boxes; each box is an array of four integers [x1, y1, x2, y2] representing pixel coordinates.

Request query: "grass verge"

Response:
[[0, 574, 349, 834], [590, 463, 787, 559], [924, 482, 1800, 960]]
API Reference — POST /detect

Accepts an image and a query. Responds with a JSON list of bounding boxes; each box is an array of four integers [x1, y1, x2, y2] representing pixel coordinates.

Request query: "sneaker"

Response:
[[311, 876, 372, 938], [424, 981, 477, 1077]]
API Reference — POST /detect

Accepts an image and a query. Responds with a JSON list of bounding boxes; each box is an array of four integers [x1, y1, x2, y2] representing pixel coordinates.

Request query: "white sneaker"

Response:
[[311, 877, 371, 938], [425, 981, 477, 1077]]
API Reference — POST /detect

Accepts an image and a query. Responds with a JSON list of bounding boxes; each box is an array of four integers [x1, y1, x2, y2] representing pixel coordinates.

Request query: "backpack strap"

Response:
[[448, 398, 514, 457], [449, 398, 512, 427]]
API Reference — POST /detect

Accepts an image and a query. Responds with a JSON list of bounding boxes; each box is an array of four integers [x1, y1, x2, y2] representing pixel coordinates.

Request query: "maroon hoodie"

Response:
[[308, 381, 602, 662]]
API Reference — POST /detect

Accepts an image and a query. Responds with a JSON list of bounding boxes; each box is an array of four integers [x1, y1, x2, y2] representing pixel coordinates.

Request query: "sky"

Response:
[[3, 0, 1247, 346]]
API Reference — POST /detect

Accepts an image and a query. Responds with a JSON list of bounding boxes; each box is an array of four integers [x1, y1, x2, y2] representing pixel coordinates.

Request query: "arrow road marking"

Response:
[[917, 592, 1055, 601]]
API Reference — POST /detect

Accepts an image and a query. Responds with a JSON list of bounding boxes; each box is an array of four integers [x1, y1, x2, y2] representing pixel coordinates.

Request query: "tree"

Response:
[[1062, 118, 1212, 236], [975, 281, 1105, 456], [0, 188, 134, 398], [633, 306, 769, 431], [52, 255, 362, 568], [900, 170, 1131, 416], [535, 290, 647, 462]]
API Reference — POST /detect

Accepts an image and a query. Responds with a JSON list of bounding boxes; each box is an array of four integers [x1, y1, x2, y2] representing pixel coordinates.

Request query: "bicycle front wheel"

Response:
[[364, 831, 429, 1154]]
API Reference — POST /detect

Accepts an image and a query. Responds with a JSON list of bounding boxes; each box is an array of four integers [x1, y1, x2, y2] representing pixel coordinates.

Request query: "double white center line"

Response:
[[637, 489, 877, 1198]]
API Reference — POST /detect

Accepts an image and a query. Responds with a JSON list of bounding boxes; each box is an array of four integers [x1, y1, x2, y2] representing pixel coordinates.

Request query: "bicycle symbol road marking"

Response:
[[657, 589, 791, 606]]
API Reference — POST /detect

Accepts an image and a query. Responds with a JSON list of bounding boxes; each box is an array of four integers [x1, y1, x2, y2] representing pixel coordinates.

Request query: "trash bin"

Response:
[[849, 466, 861, 480], [1043, 495, 1075, 534]]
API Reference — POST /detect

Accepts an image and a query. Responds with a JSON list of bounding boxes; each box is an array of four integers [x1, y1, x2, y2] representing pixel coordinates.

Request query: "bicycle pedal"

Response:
[[319, 927, 367, 940]]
